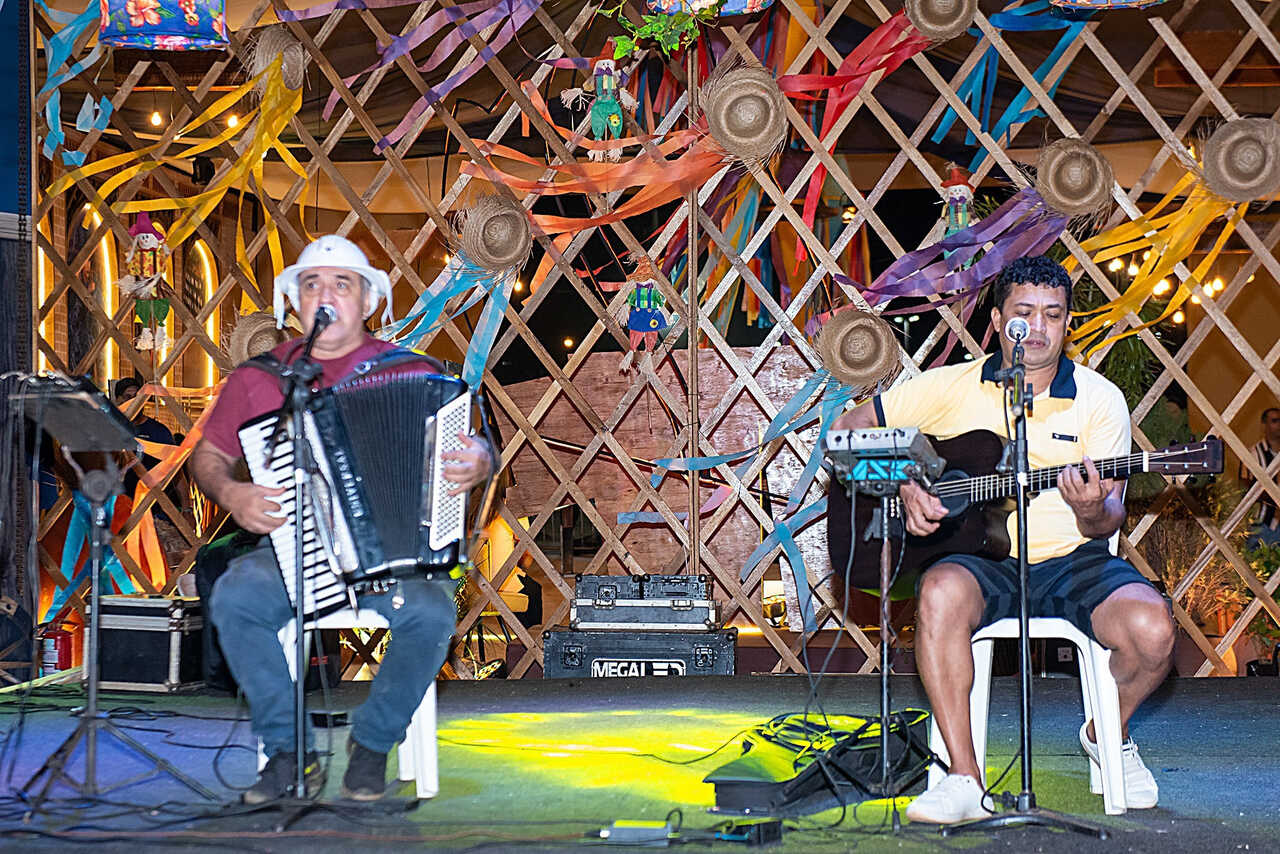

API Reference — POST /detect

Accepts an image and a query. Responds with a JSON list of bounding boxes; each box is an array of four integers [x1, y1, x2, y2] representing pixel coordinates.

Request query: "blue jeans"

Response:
[[210, 539, 456, 757]]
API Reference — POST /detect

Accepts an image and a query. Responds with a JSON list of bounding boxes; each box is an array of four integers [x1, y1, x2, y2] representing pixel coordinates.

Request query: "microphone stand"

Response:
[[267, 310, 331, 803], [943, 338, 1105, 839]]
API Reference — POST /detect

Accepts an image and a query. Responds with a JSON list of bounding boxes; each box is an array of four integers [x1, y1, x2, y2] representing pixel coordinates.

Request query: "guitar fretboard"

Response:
[[930, 450, 1197, 503]]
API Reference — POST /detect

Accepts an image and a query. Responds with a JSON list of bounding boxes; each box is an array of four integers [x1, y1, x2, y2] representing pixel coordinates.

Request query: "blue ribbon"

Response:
[[931, 2, 1092, 170], [741, 497, 828, 633], [380, 252, 516, 391], [35, 0, 105, 164], [44, 492, 135, 621]]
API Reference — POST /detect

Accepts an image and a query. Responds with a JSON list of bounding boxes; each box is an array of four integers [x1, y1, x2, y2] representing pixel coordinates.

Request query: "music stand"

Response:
[[827, 428, 945, 827], [15, 376, 217, 810]]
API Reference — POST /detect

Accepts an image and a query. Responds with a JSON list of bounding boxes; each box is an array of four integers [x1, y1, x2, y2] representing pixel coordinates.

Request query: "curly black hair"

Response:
[[991, 256, 1072, 311]]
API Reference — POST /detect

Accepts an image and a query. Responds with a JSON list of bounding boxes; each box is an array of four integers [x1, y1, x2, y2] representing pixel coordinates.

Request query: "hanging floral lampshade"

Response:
[[1049, 0, 1168, 8], [99, 0, 228, 51]]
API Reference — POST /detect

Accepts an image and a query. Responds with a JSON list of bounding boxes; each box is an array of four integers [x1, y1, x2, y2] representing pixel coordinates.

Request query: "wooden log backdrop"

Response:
[[22, 0, 1280, 681]]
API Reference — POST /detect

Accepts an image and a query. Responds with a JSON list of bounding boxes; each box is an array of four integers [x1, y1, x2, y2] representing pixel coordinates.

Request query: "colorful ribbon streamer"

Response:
[[778, 11, 930, 259], [373, 0, 544, 152], [1065, 174, 1245, 356], [45, 58, 304, 292], [44, 493, 136, 621], [379, 253, 516, 389], [35, 0, 105, 166], [867, 187, 1067, 303], [930, 1, 1092, 171]]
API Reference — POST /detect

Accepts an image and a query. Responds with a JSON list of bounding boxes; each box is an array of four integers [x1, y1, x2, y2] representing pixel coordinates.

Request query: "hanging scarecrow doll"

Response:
[[560, 45, 638, 162], [117, 212, 171, 351], [941, 163, 974, 237], [618, 254, 669, 372]]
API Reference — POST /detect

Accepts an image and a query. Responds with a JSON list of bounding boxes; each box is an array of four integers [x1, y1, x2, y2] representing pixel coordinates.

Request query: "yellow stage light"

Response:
[[150, 111, 163, 126], [1152, 279, 1170, 296], [1211, 277, 1224, 293], [227, 114, 239, 128], [1142, 250, 1151, 261], [1172, 310, 1185, 323], [563, 337, 574, 349], [1190, 294, 1200, 304], [513, 280, 524, 293], [1107, 259, 1124, 273], [1127, 263, 1140, 277]]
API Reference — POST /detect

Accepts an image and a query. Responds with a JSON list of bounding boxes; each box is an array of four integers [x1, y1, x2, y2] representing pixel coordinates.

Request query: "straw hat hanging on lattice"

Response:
[[815, 308, 901, 391], [229, 312, 287, 365], [247, 25, 307, 92], [701, 62, 787, 169], [1201, 118, 1280, 203], [456, 195, 533, 274], [905, 0, 978, 42], [1036, 138, 1115, 219]]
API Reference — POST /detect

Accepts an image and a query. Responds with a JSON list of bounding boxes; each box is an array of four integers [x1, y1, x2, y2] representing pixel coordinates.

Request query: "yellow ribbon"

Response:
[[1065, 173, 1244, 356], [44, 58, 308, 310]]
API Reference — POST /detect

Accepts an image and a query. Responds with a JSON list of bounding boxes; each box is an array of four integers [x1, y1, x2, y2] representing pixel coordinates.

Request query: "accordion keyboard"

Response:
[[429, 393, 470, 551], [239, 416, 351, 622]]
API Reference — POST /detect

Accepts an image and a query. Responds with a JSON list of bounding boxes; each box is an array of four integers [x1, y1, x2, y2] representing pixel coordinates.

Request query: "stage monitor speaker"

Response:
[[704, 709, 932, 817]]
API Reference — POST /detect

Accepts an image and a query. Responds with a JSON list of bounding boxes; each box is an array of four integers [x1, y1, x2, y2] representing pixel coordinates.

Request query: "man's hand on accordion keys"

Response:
[[227, 481, 289, 534], [441, 432, 493, 496]]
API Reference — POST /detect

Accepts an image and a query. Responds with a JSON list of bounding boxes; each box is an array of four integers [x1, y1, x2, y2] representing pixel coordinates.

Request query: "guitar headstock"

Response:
[[1147, 437, 1224, 475]]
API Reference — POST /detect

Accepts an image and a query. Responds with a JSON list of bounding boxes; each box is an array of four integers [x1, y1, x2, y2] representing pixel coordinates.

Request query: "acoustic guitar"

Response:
[[826, 429, 1223, 600]]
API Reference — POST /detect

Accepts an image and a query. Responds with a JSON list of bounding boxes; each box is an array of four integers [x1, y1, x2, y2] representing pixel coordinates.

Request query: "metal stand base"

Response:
[[22, 711, 218, 812], [20, 472, 217, 814], [941, 805, 1109, 839]]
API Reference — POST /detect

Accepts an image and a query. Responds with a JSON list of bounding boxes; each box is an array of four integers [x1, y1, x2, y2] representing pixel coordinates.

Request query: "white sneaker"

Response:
[[1079, 721, 1158, 809], [904, 774, 991, 824]]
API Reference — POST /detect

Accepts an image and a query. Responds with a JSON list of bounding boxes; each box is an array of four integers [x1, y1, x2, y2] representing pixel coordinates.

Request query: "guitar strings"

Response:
[[928, 448, 1205, 499]]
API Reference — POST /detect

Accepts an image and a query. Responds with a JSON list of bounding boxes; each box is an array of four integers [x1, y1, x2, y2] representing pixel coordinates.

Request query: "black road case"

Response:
[[571, 574, 718, 631], [543, 628, 736, 678], [87, 596, 204, 692]]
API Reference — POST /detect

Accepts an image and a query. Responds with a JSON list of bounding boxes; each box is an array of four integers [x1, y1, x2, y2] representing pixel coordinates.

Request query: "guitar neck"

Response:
[[938, 453, 1147, 503]]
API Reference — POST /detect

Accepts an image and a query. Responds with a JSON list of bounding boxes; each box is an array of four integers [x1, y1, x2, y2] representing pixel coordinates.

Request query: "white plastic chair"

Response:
[[926, 617, 1127, 815], [256, 607, 438, 800]]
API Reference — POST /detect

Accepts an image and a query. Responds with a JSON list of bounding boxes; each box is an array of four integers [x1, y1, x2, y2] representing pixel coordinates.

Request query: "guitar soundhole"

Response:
[[935, 470, 971, 517]]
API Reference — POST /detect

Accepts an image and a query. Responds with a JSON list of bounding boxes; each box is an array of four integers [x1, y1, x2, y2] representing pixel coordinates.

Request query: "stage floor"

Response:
[[1, 673, 1277, 852]]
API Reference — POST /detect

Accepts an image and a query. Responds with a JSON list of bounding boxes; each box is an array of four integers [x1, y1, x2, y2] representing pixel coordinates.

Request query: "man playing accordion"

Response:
[[191, 235, 492, 803]]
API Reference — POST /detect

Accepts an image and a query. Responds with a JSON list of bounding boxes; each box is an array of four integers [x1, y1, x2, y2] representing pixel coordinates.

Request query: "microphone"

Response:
[[301, 304, 338, 360], [1004, 316, 1030, 343]]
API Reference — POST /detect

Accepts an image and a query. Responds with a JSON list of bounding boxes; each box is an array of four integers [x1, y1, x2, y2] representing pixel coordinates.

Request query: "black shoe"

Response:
[[243, 751, 326, 805], [340, 739, 388, 801]]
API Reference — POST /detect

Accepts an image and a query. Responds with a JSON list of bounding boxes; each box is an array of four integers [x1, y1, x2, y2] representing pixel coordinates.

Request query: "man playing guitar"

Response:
[[830, 256, 1174, 824]]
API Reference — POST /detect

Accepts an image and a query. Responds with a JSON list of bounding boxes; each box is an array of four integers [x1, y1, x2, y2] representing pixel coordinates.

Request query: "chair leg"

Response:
[[1087, 643, 1126, 815], [1076, 641, 1102, 796], [928, 636, 995, 789], [969, 637, 994, 787], [260, 621, 310, 771], [412, 682, 438, 799]]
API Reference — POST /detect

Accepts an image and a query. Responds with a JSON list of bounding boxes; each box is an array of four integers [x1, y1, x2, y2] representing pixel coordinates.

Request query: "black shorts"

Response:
[[926, 540, 1159, 642]]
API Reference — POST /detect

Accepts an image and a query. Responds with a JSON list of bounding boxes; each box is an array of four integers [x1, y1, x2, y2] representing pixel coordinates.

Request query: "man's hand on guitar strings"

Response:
[[442, 432, 493, 495], [899, 480, 948, 537], [1058, 456, 1116, 525]]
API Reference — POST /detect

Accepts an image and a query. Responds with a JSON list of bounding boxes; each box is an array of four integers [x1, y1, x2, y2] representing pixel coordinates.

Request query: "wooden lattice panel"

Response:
[[28, 0, 1280, 679]]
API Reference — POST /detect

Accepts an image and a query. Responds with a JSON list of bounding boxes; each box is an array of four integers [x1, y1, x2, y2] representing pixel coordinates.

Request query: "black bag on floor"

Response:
[[194, 528, 259, 693]]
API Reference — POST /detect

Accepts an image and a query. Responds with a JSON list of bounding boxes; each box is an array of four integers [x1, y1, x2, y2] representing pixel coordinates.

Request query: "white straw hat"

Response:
[[273, 234, 393, 329]]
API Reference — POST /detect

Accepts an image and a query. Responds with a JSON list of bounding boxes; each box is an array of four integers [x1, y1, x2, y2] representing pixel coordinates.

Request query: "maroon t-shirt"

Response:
[[203, 335, 399, 458]]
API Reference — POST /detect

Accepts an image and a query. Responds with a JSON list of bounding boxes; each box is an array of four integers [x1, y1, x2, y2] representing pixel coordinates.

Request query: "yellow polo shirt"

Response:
[[871, 354, 1131, 562]]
